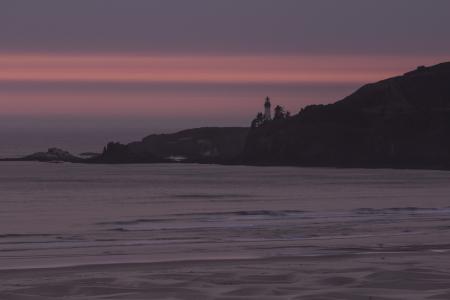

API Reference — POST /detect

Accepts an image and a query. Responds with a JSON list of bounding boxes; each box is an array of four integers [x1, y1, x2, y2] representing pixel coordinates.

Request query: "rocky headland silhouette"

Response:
[[3, 62, 450, 169], [243, 62, 450, 169], [94, 127, 249, 164]]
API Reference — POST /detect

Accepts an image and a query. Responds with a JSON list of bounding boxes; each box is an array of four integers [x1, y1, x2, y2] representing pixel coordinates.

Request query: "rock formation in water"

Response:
[[0, 148, 83, 163], [242, 62, 450, 169]]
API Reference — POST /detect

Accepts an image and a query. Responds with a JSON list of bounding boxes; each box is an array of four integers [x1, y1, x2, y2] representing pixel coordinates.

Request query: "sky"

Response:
[[1, 0, 450, 134]]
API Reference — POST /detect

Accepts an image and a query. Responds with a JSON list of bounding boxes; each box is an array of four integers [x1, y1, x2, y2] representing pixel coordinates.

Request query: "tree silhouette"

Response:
[[274, 105, 287, 120], [251, 112, 265, 128]]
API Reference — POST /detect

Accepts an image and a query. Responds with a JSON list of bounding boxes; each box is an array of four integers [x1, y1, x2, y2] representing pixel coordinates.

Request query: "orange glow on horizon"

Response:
[[0, 53, 449, 117], [0, 53, 446, 85]]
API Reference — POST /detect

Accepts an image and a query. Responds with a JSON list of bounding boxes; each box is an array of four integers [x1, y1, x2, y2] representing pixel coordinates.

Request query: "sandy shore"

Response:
[[2, 164, 450, 299], [1, 245, 450, 300]]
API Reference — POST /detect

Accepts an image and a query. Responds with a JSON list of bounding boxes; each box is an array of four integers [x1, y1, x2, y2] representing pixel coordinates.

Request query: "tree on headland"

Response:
[[251, 112, 265, 128], [274, 105, 290, 120], [251, 104, 291, 128]]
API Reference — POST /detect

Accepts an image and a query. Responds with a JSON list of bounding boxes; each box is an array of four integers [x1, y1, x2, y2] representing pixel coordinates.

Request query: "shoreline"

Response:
[[2, 159, 450, 172]]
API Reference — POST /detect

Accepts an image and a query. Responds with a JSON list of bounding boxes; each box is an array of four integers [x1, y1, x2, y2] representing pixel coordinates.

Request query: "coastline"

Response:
[[3, 158, 450, 173]]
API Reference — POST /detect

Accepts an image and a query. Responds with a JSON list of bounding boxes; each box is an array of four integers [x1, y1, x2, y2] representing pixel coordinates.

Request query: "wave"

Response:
[[172, 194, 252, 199], [99, 210, 308, 227], [353, 207, 450, 215], [174, 210, 307, 218], [97, 218, 168, 226], [0, 233, 55, 239]]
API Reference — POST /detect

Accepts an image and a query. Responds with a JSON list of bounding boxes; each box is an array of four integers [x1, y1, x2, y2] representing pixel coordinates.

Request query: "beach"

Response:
[[2, 246, 450, 299], [1, 162, 450, 299]]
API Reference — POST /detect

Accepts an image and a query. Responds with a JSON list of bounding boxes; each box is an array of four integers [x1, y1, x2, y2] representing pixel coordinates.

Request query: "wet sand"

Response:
[[2, 163, 450, 299], [1, 246, 450, 300]]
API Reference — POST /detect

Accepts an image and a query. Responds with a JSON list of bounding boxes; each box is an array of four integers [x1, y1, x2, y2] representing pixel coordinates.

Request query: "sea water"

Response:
[[1, 162, 450, 269]]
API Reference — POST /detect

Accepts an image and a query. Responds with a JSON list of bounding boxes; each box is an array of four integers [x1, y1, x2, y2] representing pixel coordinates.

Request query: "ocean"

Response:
[[1, 161, 450, 270]]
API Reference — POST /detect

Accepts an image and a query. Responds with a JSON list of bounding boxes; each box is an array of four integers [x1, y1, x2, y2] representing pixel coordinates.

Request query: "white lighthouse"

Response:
[[264, 97, 272, 121]]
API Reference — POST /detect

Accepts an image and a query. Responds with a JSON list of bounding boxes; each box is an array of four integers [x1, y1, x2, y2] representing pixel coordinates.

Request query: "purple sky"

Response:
[[2, 0, 450, 55], [1, 0, 450, 133]]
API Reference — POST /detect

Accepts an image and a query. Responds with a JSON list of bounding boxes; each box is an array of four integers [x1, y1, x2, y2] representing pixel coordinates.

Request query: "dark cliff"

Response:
[[93, 127, 249, 164], [243, 62, 450, 169]]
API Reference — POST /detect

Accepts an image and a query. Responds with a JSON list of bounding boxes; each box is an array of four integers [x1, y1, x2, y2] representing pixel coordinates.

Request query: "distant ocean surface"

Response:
[[1, 162, 450, 270]]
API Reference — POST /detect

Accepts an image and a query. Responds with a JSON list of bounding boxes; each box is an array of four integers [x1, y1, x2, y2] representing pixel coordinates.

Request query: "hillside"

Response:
[[243, 62, 450, 169], [93, 127, 249, 164]]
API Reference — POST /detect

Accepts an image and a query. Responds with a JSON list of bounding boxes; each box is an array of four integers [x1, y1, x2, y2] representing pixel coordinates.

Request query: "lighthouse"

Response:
[[264, 97, 272, 121]]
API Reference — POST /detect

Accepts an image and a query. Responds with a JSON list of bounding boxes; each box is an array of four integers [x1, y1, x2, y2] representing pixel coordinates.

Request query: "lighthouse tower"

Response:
[[264, 97, 272, 121]]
